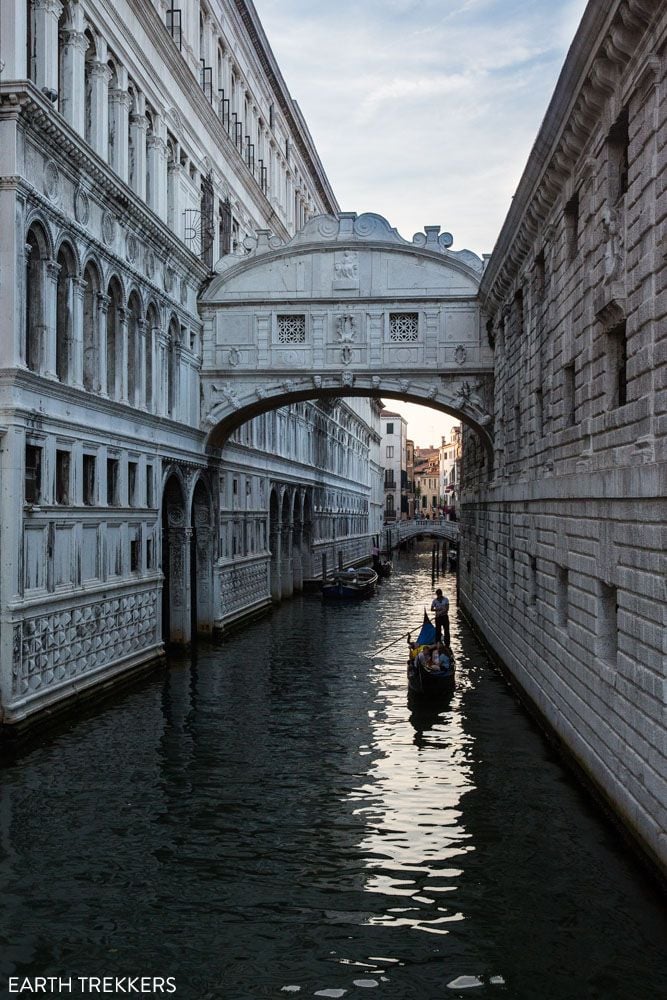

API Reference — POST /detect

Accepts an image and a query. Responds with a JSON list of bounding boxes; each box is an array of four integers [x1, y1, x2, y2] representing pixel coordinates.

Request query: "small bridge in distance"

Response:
[[384, 518, 459, 552]]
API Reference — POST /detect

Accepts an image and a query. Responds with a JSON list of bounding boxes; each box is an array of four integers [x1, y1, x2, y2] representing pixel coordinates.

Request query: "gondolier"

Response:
[[430, 588, 450, 645]]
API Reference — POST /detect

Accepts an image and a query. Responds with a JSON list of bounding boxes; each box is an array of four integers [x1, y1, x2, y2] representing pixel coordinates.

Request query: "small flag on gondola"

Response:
[[415, 612, 436, 647]]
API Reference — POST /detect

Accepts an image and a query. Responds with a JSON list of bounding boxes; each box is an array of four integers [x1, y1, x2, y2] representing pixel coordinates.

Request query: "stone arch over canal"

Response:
[[199, 212, 495, 465]]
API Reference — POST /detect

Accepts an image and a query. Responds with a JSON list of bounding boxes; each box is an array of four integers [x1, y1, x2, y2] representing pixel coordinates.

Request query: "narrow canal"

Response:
[[1, 546, 665, 1000]]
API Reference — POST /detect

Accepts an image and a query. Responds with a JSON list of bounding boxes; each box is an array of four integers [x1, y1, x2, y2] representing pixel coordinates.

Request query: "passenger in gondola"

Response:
[[437, 644, 454, 674]]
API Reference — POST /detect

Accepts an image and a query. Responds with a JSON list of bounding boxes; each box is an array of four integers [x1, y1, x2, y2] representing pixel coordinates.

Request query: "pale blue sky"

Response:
[[253, 0, 589, 443]]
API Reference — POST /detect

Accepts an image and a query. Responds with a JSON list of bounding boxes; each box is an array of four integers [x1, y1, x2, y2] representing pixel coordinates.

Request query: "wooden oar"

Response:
[[365, 622, 425, 658]]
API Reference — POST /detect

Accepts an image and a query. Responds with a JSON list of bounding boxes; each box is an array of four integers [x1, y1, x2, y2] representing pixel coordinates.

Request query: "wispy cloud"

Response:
[[254, 0, 588, 255]]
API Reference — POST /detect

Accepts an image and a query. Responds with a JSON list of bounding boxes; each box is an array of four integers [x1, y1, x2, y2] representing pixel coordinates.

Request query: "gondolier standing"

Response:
[[430, 588, 450, 645]]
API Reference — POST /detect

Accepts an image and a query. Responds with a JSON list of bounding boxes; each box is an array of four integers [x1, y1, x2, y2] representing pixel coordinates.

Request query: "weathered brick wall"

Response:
[[462, 0, 667, 873]]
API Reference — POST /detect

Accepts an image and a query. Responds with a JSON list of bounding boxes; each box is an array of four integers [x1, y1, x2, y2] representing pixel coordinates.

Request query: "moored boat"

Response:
[[321, 566, 378, 600], [407, 613, 456, 696]]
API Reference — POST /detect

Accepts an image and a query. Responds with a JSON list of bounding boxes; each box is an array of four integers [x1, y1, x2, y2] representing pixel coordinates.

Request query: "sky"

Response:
[[253, 0, 589, 444]]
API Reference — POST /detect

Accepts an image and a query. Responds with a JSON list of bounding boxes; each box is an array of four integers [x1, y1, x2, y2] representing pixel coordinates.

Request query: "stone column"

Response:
[[96, 292, 109, 396], [147, 133, 167, 217], [109, 89, 131, 183], [167, 524, 192, 645], [157, 329, 169, 415], [292, 519, 304, 591], [167, 161, 183, 236], [169, 343, 182, 421], [70, 276, 86, 388], [43, 260, 60, 380], [129, 111, 148, 199], [32, 0, 63, 96], [88, 61, 110, 157], [280, 523, 293, 599], [59, 17, 87, 135], [0, 0, 28, 78], [17, 242, 32, 369], [137, 318, 147, 409], [146, 325, 159, 412], [118, 306, 128, 403], [270, 527, 282, 602]]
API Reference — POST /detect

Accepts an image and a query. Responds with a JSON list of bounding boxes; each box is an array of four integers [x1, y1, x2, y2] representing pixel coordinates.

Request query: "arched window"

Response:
[[106, 277, 122, 400], [56, 242, 77, 383], [25, 223, 49, 373], [127, 290, 142, 407], [82, 260, 101, 391]]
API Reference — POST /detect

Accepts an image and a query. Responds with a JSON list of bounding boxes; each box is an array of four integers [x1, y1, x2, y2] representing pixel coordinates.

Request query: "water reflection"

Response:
[[0, 547, 665, 1000]]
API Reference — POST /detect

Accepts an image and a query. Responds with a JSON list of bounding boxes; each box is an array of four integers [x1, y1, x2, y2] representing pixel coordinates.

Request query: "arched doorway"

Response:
[[161, 473, 188, 644]]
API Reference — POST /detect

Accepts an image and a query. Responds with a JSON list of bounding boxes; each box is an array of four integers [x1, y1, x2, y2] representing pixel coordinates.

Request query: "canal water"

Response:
[[0, 546, 665, 1000]]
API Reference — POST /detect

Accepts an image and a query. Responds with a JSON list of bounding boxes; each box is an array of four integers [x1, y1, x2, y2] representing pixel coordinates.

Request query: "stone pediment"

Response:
[[205, 212, 484, 302]]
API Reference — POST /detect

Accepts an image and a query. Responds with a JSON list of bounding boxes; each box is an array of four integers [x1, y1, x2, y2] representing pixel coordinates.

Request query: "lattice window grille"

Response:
[[277, 315, 306, 344], [389, 312, 419, 341]]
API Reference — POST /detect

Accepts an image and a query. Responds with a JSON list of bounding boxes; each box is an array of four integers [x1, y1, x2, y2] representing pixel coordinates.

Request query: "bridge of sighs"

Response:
[[198, 212, 495, 456]]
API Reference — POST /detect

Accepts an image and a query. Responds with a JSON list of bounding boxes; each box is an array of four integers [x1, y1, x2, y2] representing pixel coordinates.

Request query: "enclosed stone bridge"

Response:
[[199, 212, 494, 459]]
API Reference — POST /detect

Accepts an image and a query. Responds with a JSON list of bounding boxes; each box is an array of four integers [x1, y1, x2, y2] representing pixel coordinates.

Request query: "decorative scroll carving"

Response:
[[102, 211, 116, 246], [43, 160, 60, 202], [73, 186, 89, 225]]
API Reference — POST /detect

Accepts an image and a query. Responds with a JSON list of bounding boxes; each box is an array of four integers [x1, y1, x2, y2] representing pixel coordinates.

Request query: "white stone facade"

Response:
[[0, 0, 381, 726], [460, 0, 667, 872]]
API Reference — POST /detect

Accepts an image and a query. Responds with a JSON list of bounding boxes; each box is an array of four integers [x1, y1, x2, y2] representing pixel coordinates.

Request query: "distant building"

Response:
[[439, 426, 461, 512], [413, 445, 440, 514], [380, 412, 408, 521], [406, 439, 415, 519]]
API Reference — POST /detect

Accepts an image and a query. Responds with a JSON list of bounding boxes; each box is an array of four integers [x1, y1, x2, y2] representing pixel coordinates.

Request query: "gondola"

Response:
[[321, 566, 378, 600], [373, 557, 393, 578], [406, 613, 456, 697]]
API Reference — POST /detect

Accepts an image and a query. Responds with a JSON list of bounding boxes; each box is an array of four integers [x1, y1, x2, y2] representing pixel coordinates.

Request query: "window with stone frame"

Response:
[[55, 450, 71, 505], [607, 320, 628, 408], [25, 444, 43, 505], [564, 191, 580, 261], [608, 105, 629, 204], [107, 458, 120, 506], [389, 313, 419, 342], [83, 454, 96, 506], [277, 314, 306, 344]]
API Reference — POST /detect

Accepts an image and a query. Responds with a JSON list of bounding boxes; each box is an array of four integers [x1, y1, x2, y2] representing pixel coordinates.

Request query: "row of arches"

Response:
[[25, 220, 181, 417], [268, 487, 314, 602]]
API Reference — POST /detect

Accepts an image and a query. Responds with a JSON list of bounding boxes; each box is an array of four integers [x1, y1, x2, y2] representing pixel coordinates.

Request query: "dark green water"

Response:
[[0, 548, 665, 1000]]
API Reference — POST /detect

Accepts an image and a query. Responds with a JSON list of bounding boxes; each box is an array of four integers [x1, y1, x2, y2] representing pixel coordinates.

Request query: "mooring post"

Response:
[[431, 544, 436, 582], [322, 553, 327, 582], [338, 550, 343, 571]]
